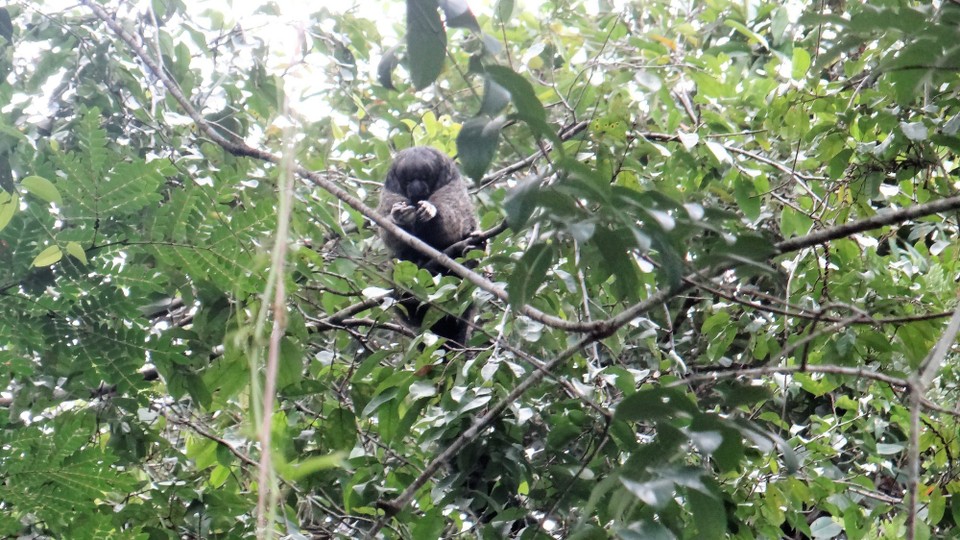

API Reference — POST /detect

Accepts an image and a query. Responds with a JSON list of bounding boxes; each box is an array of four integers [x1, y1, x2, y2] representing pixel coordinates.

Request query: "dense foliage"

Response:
[[1, 0, 960, 538]]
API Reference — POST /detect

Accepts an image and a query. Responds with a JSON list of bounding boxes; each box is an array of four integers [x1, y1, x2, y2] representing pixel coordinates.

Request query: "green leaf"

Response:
[[411, 508, 446, 539], [0, 191, 17, 232], [720, 234, 778, 268], [487, 63, 546, 124], [780, 206, 813, 238], [791, 47, 811, 79], [715, 382, 772, 408], [724, 19, 769, 50], [592, 228, 640, 301], [456, 115, 505, 181], [619, 476, 676, 509], [64, 241, 87, 264], [20, 175, 62, 205], [688, 488, 726, 540], [279, 453, 345, 480], [928, 488, 946, 525], [479, 75, 511, 116], [507, 242, 555, 309], [503, 174, 543, 230], [495, 0, 514, 23], [690, 415, 744, 473], [809, 516, 842, 538], [951, 494, 960, 528], [32, 245, 62, 267], [0, 7, 12, 42], [351, 350, 392, 382], [277, 337, 304, 390], [615, 521, 675, 540], [690, 72, 726, 98], [325, 408, 357, 451], [485, 65, 558, 141], [843, 505, 868, 540], [615, 387, 698, 422], [361, 388, 398, 418], [407, 0, 446, 89]]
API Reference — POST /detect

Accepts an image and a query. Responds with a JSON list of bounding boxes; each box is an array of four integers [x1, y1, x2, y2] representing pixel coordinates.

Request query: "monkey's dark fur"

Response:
[[377, 146, 480, 347]]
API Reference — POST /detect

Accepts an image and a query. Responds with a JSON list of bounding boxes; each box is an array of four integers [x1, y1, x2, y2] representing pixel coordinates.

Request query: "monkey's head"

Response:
[[384, 147, 458, 203]]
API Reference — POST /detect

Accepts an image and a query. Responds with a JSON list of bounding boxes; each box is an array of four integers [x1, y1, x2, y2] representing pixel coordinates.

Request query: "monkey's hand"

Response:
[[390, 202, 417, 226], [415, 200, 437, 222]]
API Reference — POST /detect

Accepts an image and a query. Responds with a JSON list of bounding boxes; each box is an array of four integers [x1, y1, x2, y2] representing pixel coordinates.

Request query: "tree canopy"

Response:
[[2, 0, 960, 538]]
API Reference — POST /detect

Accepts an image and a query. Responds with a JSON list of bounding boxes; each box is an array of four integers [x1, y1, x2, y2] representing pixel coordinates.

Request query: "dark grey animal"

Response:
[[377, 146, 478, 264], [377, 146, 480, 347]]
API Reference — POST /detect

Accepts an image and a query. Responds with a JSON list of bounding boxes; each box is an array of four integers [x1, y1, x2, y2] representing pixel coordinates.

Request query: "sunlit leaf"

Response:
[[279, 453, 345, 480], [65, 241, 87, 264], [791, 47, 811, 80], [32, 245, 62, 267], [20, 175, 62, 205], [0, 191, 17, 232]]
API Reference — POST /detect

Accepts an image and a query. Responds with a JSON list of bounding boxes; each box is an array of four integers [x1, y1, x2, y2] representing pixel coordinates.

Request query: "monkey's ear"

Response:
[[445, 157, 462, 183], [383, 168, 403, 194]]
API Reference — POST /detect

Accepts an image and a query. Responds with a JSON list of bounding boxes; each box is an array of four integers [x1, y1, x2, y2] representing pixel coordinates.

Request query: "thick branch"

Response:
[[776, 194, 960, 253]]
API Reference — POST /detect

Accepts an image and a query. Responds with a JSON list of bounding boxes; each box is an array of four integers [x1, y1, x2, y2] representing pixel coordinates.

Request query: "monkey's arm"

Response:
[[377, 190, 421, 261], [377, 187, 408, 218], [421, 181, 478, 249]]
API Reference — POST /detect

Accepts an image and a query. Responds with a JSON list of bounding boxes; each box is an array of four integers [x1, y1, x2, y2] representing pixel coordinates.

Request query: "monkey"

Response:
[[377, 146, 481, 348], [377, 146, 479, 264], [375, 148, 531, 529]]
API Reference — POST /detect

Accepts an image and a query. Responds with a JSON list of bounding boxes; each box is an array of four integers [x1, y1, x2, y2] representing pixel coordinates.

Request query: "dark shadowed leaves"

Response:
[[507, 242, 555, 309], [688, 488, 726, 540], [503, 174, 543, 230], [0, 8, 11, 42], [457, 115, 506, 181], [439, 0, 479, 30], [615, 387, 699, 422], [593, 228, 640, 301], [376, 45, 402, 90], [457, 115, 504, 181], [479, 75, 510, 116], [485, 64, 558, 142], [407, 0, 446, 89]]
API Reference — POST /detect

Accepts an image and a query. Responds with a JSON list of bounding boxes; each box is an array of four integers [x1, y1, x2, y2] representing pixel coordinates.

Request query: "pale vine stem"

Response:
[[253, 89, 299, 536], [905, 304, 960, 539]]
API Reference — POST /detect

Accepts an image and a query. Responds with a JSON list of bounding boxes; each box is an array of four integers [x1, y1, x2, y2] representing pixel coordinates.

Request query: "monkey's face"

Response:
[[385, 147, 454, 203], [405, 179, 431, 202]]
